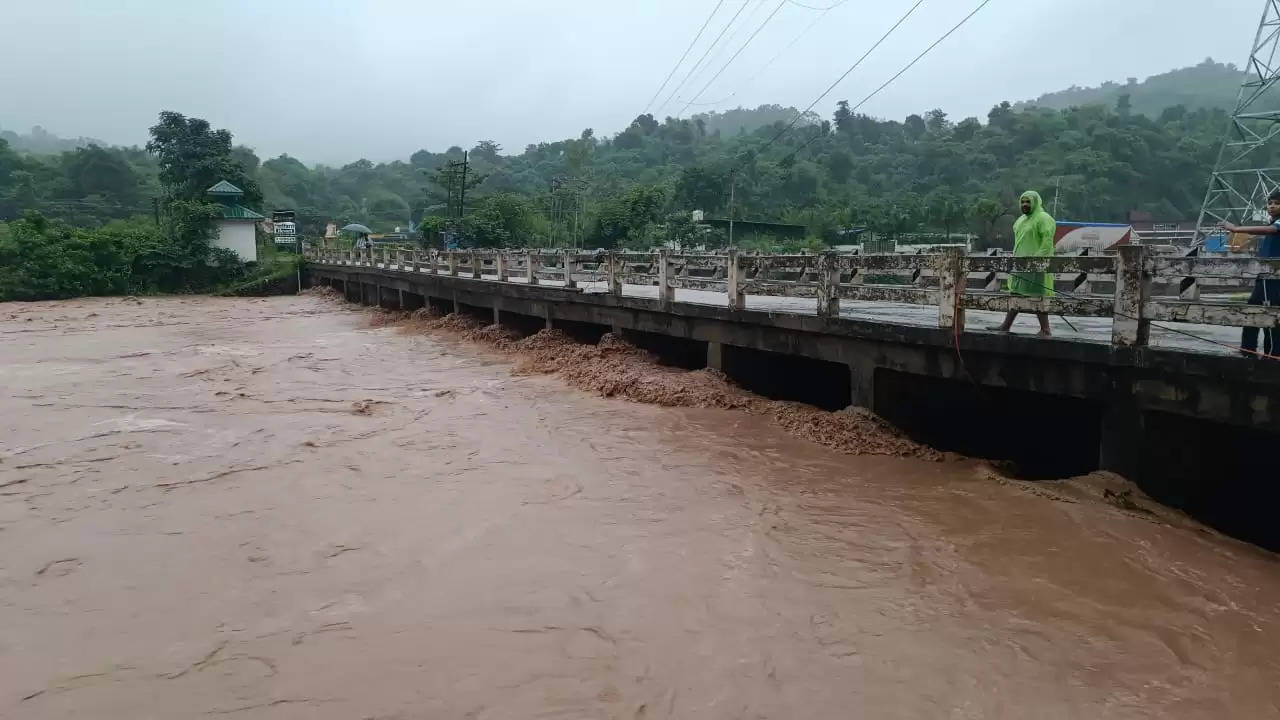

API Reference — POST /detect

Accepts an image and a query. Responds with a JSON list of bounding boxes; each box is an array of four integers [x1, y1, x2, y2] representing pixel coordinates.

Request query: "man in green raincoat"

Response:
[[994, 190, 1056, 336]]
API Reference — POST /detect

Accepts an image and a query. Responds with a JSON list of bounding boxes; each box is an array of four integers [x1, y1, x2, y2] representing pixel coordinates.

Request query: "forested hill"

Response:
[[1, 126, 106, 155], [691, 105, 820, 137], [0, 59, 1264, 253], [1020, 59, 1245, 117]]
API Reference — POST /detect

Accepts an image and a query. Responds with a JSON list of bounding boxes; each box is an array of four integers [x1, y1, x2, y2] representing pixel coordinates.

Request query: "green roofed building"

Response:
[[207, 181, 264, 261]]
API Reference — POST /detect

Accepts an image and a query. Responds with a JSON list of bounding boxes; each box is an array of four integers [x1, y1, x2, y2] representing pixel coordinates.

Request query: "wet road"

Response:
[[1, 295, 1278, 719]]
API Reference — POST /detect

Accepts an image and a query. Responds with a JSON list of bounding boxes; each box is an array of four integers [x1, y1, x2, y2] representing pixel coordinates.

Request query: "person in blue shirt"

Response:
[[1219, 188, 1280, 356]]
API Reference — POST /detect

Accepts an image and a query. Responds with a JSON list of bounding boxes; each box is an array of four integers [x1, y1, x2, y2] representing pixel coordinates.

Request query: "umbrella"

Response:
[[341, 223, 373, 234]]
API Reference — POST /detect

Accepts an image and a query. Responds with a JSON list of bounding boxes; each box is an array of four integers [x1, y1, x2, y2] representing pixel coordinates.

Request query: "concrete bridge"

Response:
[[306, 246, 1280, 548]]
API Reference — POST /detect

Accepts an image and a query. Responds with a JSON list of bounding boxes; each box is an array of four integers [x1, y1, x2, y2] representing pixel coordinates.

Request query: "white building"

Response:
[[207, 180, 264, 262]]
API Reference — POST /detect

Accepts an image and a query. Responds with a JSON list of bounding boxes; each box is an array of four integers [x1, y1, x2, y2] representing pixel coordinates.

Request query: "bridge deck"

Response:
[[592, 282, 1239, 356], [356, 262, 1240, 356]]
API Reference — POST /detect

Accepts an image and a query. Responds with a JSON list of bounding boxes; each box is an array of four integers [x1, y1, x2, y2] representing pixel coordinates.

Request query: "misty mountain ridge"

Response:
[[1018, 58, 1246, 116], [1, 125, 107, 155], [2, 59, 1251, 165]]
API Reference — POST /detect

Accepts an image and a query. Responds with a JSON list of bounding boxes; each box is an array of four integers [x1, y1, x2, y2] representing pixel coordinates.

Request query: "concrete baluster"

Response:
[[726, 248, 745, 311], [937, 247, 966, 331], [563, 251, 577, 289], [470, 250, 481, 279], [495, 251, 508, 282], [657, 249, 675, 309], [527, 251, 541, 286], [1112, 244, 1150, 347], [817, 252, 840, 318], [412, 250, 421, 273], [608, 251, 622, 296], [448, 250, 459, 277]]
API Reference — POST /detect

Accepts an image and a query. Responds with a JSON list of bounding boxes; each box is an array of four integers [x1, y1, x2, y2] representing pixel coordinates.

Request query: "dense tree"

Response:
[[146, 111, 262, 207]]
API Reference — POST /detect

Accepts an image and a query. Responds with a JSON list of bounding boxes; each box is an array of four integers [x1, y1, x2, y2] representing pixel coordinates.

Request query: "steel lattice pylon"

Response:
[[1196, 0, 1280, 240]]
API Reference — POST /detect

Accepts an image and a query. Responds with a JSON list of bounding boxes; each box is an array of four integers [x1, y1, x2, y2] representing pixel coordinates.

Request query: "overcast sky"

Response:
[[0, 0, 1267, 165]]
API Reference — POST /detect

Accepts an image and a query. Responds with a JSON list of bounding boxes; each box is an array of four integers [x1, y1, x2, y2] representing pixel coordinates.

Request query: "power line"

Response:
[[687, 0, 853, 116], [682, 0, 767, 95], [783, 0, 846, 8], [754, 0, 925, 158], [674, 94, 738, 107], [677, 0, 789, 118], [779, 0, 995, 165], [655, 0, 756, 116], [643, 0, 728, 115], [742, 0, 850, 88]]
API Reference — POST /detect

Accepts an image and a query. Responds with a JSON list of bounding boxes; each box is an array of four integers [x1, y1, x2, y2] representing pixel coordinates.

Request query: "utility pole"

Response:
[[728, 175, 736, 247], [1052, 176, 1061, 216], [457, 151, 469, 220]]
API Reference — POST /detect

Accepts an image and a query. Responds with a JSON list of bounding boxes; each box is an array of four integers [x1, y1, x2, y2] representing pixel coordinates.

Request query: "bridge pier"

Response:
[[377, 285, 401, 310], [707, 341, 724, 372], [849, 355, 876, 411], [400, 290, 424, 311], [1098, 382, 1143, 479]]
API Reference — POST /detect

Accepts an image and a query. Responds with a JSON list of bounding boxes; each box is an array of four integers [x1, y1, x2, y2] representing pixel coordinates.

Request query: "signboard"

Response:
[[273, 221, 298, 245]]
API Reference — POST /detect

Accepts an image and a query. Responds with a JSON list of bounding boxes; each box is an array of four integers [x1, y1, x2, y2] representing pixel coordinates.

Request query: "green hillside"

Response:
[[1021, 59, 1246, 116]]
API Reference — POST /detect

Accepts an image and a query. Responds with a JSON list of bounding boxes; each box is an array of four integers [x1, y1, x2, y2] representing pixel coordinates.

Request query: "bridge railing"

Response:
[[307, 246, 1280, 349]]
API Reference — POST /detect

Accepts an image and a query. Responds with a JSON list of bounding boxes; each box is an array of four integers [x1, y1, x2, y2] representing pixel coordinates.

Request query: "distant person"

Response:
[[1218, 188, 1280, 356], [994, 190, 1056, 337]]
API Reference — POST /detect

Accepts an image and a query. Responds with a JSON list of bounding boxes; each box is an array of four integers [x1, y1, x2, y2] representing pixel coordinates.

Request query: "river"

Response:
[[1, 294, 1277, 719]]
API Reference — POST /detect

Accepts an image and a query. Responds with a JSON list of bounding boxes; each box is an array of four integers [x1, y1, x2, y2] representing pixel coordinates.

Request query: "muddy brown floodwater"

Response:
[[1, 294, 1279, 719]]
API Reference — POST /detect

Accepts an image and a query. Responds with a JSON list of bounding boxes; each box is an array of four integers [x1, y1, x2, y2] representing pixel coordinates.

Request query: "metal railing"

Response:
[[306, 246, 1280, 349]]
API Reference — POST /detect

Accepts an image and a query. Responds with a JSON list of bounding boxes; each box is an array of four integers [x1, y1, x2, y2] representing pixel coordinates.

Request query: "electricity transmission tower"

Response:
[[1196, 0, 1280, 240]]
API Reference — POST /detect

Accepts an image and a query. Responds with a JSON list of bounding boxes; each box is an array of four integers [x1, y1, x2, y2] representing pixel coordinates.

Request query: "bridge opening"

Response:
[[426, 296, 452, 315], [619, 330, 707, 370], [497, 310, 546, 337], [719, 345, 852, 411], [376, 286, 400, 310], [553, 318, 611, 345], [874, 370, 1102, 480], [1138, 411, 1280, 552], [456, 301, 491, 323], [400, 292, 425, 311]]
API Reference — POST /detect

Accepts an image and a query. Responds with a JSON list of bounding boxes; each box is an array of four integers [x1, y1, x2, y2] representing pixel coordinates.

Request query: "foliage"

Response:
[[146, 111, 263, 207], [591, 185, 669, 249], [0, 112, 266, 301], [1020, 59, 1247, 118], [217, 256, 301, 297], [234, 92, 1232, 247], [692, 104, 818, 137], [0, 210, 244, 301], [0, 125, 106, 155]]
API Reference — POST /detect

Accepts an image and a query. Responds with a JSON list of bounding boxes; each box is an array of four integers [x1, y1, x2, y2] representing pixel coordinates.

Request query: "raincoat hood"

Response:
[[1020, 190, 1044, 215]]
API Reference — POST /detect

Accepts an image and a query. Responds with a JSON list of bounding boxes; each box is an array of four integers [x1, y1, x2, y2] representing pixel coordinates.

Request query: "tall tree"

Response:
[[146, 111, 262, 207]]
